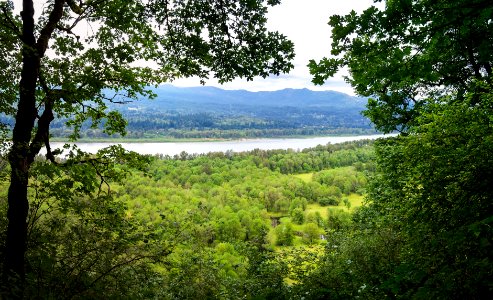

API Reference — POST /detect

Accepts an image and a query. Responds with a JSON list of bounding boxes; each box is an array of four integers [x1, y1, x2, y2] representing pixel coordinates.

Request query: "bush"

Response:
[[275, 221, 295, 246], [319, 196, 340, 206], [291, 207, 305, 225]]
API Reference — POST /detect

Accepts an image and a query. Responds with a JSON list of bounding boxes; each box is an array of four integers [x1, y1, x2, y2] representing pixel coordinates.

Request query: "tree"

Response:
[[309, 0, 493, 298], [363, 91, 493, 298], [275, 220, 294, 246], [290, 207, 305, 225], [302, 222, 321, 245], [0, 0, 294, 294], [309, 0, 493, 134], [326, 208, 352, 231]]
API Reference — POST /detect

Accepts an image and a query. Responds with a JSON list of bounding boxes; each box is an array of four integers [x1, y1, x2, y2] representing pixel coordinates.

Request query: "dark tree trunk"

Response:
[[2, 0, 38, 295], [3, 1, 67, 296]]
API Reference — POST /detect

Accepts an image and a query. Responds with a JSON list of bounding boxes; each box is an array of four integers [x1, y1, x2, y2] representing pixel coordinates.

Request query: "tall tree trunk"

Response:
[[2, 0, 38, 295], [3, 1, 67, 295]]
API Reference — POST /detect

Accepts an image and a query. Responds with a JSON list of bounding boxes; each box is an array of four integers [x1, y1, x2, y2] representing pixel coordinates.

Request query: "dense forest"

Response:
[[2, 135, 488, 299], [0, 140, 379, 298], [1, 0, 493, 299]]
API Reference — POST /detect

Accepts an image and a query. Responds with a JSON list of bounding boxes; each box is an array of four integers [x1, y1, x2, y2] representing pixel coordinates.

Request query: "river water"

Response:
[[48, 134, 389, 156]]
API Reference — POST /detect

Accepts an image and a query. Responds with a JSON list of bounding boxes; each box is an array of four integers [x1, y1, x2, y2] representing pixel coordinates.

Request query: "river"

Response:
[[48, 134, 390, 156]]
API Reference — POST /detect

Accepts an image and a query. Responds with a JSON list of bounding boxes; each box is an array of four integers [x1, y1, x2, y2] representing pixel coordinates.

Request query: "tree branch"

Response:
[[36, 0, 65, 57], [89, 159, 111, 195], [66, 0, 83, 15], [65, 254, 156, 299], [56, 24, 80, 40], [28, 71, 56, 163], [0, 5, 21, 37]]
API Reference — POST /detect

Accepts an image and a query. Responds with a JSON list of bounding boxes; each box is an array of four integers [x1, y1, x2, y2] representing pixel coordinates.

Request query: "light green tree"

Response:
[[302, 222, 322, 245], [290, 207, 305, 225], [275, 220, 295, 246]]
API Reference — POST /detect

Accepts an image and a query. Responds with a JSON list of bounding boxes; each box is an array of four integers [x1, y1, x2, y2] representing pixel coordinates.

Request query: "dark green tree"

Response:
[[309, 0, 493, 298], [309, 0, 493, 133], [0, 0, 294, 295]]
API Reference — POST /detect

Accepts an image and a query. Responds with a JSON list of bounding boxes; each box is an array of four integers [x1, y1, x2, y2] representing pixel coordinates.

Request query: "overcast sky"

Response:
[[173, 0, 378, 95], [16, 0, 377, 95]]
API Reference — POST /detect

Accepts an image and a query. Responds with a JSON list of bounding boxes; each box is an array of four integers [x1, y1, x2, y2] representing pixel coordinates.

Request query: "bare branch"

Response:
[[56, 24, 81, 40]]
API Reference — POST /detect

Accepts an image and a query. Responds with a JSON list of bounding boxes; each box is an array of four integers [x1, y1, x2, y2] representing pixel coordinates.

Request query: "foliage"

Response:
[[292, 228, 403, 300], [1, 147, 164, 298], [106, 141, 371, 297], [0, 0, 295, 295], [305, 211, 324, 229], [313, 166, 367, 195], [274, 220, 295, 246], [364, 87, 493, 298], [3, 139, 372, 297], [290, 207, 305, 225], [326, 208, 352, 231], [310, 0, 493, 134], [309, 0, 493, 298], [302, 223, 322, 245], [264, 140, 375, 175]]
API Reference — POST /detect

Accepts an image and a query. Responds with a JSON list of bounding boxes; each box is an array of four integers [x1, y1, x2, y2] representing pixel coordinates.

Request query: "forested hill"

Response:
[[130, 84, 366, 111], [80, 85, 375, 139]]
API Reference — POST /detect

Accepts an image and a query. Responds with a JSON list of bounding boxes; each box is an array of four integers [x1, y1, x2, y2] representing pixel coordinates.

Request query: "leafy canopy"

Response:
[[309, 0, 493, 133], [306, 0, 493, 298], [0, 0, 295, 295]]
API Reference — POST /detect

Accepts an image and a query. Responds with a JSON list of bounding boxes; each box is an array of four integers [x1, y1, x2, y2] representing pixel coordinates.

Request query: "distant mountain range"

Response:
[[122, 84, 367, 113]]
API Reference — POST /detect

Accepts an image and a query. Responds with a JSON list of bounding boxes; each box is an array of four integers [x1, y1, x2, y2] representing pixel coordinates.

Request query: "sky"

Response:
[[15, 0, 377, 95], [173, 0, 378, 95]]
